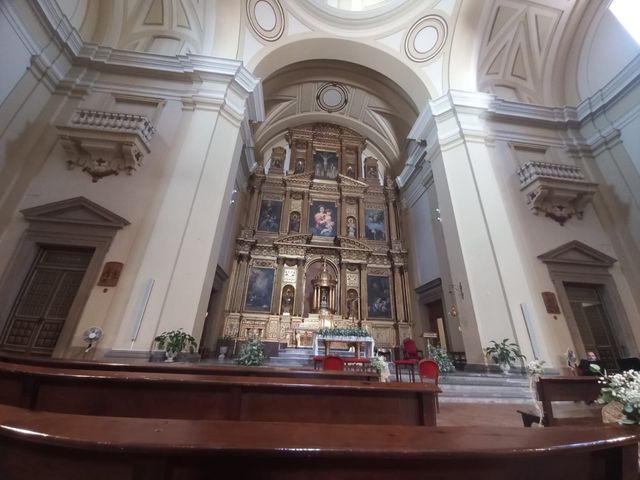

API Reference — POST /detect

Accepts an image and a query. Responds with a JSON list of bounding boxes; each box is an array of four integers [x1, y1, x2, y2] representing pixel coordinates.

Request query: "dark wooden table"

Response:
[[0, 403, 637, 480]]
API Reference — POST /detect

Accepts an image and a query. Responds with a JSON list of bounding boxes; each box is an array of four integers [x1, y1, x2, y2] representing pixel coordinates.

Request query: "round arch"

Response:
[[446, 0, 486, 92], [249, 36, 432, 110]]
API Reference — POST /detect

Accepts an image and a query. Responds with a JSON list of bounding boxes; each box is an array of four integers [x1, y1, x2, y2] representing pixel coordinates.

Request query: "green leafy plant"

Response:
[[236, 337, 266, 366], [484, 338, 525, 366], [154, 328, 198, 356], [317, 327, 369, 337], [427, 344, 455, 375]]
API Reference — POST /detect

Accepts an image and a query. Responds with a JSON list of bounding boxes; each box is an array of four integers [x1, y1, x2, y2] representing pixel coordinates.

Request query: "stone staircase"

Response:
[[269, 347, 534, 404]]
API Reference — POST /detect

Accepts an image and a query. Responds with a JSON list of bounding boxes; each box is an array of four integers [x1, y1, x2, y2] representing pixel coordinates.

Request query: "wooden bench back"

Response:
[[0, 403, 637, 480], [0, 360, 439, 426], [537, 376, 602, 426]]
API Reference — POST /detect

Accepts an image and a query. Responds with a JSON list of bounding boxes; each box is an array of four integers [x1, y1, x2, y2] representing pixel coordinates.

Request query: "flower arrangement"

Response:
[[236, 337, 266, 366], [526, 359, 546, 424], [591, 365, 640, 424], [427, 344, 455, 375], [371, 355, 390, 382], [317, 327, 369, 337], [526, 359, 546, 376]]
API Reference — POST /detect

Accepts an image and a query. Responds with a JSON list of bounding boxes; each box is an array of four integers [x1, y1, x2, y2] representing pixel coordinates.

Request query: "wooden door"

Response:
[[565, 283, 620, 371], [1, 246, 94, 356]]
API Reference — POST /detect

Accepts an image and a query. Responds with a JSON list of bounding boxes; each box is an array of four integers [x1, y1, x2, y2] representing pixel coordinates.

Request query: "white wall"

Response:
[[406, 185, 440, 287], [0, 8, 32, 108]]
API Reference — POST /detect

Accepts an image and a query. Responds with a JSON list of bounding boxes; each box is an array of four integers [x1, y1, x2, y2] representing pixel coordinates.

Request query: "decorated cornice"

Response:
[[22, 0, 264, 121]]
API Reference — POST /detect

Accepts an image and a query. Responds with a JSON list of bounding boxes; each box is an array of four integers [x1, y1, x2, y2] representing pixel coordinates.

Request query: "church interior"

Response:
[[0, 0, 639, 477]]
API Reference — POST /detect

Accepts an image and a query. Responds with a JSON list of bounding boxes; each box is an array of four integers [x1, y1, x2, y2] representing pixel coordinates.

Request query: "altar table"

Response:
[[314, 335, 375, 358]]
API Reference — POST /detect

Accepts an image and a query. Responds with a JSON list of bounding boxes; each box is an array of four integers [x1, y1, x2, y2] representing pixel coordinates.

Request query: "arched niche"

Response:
[[303, 259, 338, 317]]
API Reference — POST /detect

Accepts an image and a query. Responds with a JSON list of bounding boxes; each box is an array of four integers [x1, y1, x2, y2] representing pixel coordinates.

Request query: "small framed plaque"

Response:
[[98, 261, 123, 287], [541, 291, 561, 314]]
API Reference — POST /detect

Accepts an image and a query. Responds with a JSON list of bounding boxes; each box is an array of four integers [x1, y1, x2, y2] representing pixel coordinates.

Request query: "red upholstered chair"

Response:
[[393, 338, 422, 382], [402, 338, 422, 361], [418, 359, 440, 412], [323, 355, 345, 371]]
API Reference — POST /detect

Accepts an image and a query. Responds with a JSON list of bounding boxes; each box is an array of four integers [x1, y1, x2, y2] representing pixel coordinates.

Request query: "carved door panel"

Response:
[[1, 246, 93, 356], [565, 283, 620, 371]]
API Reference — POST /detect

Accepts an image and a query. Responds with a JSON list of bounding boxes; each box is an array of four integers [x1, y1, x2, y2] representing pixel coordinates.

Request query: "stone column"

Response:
[[358, 198, 366, 241], [392, 265, 406, 324], [114, 73, 262, 352], [360, 264, 368, 323], [294, 258, 305, 317]]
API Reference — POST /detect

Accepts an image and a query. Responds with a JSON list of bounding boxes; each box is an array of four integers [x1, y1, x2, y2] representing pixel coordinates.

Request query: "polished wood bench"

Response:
[[518, 375, 603, 427], [0, 352, 379, 381], [0, 403, 637, 480], [0, 360, 438, 426]]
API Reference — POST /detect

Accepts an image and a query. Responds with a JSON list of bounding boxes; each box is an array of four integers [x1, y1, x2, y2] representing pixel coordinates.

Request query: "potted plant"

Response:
[[484, 338, 525, 374], [154, 328, 198, 362]]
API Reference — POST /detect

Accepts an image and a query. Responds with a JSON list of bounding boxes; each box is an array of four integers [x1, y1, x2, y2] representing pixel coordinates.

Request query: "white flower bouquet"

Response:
[[592, 365, 640, 424]]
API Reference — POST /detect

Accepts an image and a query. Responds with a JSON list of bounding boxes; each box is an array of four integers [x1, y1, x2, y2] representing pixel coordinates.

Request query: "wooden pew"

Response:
[[0, 360, 438, 426], [0, 352, 379, 381], [0, 403, 637, 480], [518, 375, 602, 427]]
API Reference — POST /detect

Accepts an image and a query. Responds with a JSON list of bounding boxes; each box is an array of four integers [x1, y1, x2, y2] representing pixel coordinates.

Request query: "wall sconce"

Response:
[[435, 208, 441, 222], [230, 188, 238, 205]]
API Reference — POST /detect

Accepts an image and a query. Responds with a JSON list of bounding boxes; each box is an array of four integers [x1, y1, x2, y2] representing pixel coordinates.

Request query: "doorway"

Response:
[[1, 246, 94, 356], [565, 283, 620, 371]]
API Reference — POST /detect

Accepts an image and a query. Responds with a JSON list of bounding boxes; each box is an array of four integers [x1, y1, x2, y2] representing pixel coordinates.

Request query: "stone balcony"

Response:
[[516, 161, 598, 225], [57, 109, 156, 182]]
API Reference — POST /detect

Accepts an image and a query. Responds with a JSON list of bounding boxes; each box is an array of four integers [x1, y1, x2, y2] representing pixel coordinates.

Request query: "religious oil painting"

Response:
[[309, 201, 338, 237], [313, 151, 339, 180], [365, 208, 386, 241], [257, 199, 282, 232], [367, 275, 392, 319], [244, 267, 275, 312]]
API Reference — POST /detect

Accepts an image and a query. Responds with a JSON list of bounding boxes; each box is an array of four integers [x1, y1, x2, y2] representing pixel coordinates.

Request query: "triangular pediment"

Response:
[[21, 197, 130, 229], [538, 240, 616, 267], [274, 234, 311, 245], [338, 174, 368, 188], [337, 236, 372, 252]]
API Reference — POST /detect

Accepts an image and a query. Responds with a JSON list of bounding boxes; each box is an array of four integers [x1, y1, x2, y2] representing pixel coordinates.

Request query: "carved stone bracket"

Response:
[[517, 161, 598, 226], [57, 109, 155, 182]]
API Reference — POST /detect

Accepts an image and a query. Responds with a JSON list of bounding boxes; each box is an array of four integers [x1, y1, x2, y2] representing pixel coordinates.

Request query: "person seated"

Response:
[[576, 351, 604, 376]]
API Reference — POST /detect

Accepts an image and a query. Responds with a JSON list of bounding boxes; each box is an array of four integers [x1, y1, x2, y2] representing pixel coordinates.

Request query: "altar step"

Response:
[[269, 347, 534, 404]]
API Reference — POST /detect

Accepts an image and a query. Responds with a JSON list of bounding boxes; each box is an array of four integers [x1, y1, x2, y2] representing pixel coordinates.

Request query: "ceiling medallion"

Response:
[[246, 0, 285, 42], [404, 15, 447, 63], [316, 83, 348, 113]]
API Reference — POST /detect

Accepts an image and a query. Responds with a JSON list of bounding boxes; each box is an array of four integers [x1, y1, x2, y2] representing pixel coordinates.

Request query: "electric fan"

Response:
[[82, 326, 103, 352]]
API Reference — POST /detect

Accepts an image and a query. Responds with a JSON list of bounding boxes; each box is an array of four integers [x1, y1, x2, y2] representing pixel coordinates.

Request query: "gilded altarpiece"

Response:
[[222, 124, 411, 351]]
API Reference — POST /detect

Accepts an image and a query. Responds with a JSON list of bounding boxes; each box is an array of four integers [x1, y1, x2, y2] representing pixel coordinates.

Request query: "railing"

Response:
[[70, 109, 155, 144], [517, 161, 586, 186]]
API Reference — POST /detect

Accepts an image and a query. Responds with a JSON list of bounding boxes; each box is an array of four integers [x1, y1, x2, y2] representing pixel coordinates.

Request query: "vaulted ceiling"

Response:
[[253, 60, 418, 174]]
